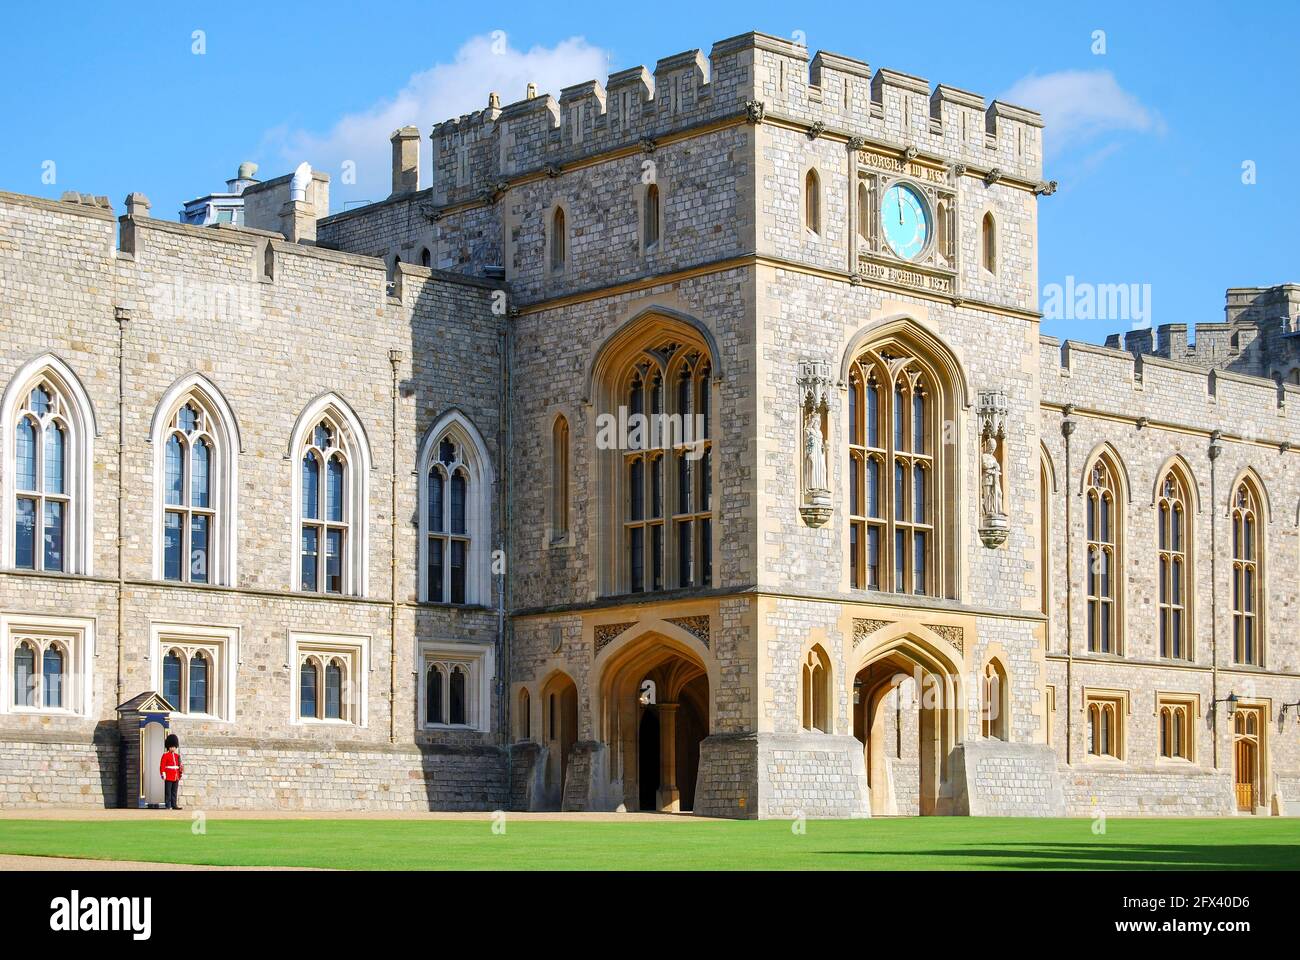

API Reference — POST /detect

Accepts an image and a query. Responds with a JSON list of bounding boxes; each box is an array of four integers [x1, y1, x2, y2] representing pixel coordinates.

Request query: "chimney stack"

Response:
[[390, 126, 421, 197], [125, 193, 151, 218]]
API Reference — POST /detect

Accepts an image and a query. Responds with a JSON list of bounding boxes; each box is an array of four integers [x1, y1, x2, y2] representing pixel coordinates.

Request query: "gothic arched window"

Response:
[[592, 318, 717, 597], [151, 377, 239, 586], [4, 358, 95, 574], [981, 212, 997, 273], [805, 169, 821, 236], [300, 659, 319, 719], [1231, 479, 1263, 665], [1085, 456, 1121, 653], [847, 349, 938, 595], [981, 660, 1008, 740], [643, 183, 660, 250], [550, 207, 566, 272], [13, 384, 67, 572], [420, 413, 494, 604], [292, 396, 370, 597], [621, 348, 712, 593], [301, 419, 348, 594], [1157, 469, 1190, 659], [801, 645, 831, 733], [551, 415, 570, 542]]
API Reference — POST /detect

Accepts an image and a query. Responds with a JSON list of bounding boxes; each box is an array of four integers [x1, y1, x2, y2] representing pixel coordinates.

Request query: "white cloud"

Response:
[[1001, 70, 1164, 156], [260, 33, 611, 212]]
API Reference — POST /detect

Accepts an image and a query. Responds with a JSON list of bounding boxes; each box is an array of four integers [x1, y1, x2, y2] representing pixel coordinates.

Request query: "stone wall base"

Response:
[[950, 740, 1065, 817], [0, 735, 508, 810], [695, 731, 870, 819], [0, 734, 120, 807], [1060, 766, 1234, 817]]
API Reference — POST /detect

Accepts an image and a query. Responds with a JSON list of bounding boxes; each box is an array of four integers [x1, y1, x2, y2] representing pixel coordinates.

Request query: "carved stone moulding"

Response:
[[978, 514, 1009, 549], [799, 489, 833, 528]]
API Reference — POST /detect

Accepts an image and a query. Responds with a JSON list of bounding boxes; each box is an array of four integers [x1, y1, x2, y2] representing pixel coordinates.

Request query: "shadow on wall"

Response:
[[93, 720, 121, 807]]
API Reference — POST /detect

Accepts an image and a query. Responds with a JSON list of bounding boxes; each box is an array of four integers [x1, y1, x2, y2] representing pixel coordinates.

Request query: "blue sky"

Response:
[[1, 0, 1295, 343]]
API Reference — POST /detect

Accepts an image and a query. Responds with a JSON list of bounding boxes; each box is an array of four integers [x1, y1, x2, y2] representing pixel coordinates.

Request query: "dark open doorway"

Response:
[[639, 708, 660, 811]]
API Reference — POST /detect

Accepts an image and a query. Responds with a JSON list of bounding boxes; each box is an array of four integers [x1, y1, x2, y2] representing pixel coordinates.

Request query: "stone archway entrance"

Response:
[[852, 642, 960, 816], [540, 672, 578, 808], [599, 634, 709, 812]]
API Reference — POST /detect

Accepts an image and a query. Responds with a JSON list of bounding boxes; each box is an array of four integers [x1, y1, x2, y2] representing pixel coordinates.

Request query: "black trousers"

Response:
[[164, 779, 180, 809]]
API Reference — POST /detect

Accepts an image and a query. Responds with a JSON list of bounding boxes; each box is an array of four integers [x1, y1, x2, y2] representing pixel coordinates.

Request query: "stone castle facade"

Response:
[[1, 31, 1296, 817]]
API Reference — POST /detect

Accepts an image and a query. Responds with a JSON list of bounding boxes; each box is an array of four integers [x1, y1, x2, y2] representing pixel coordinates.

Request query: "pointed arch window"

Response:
[[1157, 471, 1190, 659], [801, 646, 831, 733], [300, 418, 349, 594], [299, 660, 319, 719], [981, 660, 1008, 740], [643, 183, 660, 250], [805, 169, 821, 236], [292, 636, 363, 725], [290, 398, 369, 595], [551, 416, 570, 542], [848, 350, 936, 595], [621, 347, 712, 594], [1231, 480, 1263, 665], [151, 378, 239, 586], [1085, 690, 1126, 759], [11, 381, 72, 572], [1085, 458, 1121, 653], [1158, 696, 1196, 762], [550, 207, 566, 272], [6, 617, 93, 716], [981, 212, 997, 273], [420, 645, 492, 731], [160, 402, 216, 583], [420, 414, 494, 605]]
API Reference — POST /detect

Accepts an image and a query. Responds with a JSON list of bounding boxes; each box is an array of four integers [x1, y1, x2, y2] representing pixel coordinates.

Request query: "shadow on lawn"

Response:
[[821, 843, 1299, 870]]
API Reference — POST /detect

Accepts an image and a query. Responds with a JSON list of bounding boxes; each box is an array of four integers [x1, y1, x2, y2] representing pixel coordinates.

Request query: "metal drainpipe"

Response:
[[388, 349, 403, 744], [1061, 406, 1076, 765], [114, 307, 129, 809], [499, 323, 513, 800], [115, 308, 129, 710], [1209, 429, 1223, 768]]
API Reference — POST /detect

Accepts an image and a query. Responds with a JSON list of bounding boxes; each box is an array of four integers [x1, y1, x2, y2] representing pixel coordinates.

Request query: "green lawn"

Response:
[[0, 816, 1297, 870]]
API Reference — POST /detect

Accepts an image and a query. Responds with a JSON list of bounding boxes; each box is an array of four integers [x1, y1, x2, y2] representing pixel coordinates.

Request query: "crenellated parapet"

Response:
[[427, 31, 1046, 205], [1102, 285, 1300, 382]]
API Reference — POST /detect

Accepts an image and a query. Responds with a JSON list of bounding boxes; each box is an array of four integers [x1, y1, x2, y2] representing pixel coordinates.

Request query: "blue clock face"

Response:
[[881, 183, 931, 260]]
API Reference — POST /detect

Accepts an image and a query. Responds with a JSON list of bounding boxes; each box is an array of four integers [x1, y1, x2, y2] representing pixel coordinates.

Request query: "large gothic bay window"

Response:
[[3, 358, 95, 575], [592, 315, 718, 597], [419, 412, 494, 605], [291, 396, 370, 597], [622, 347, 712, 593], [847, 348, 941, 595], [1231, 478, 1264, 665]]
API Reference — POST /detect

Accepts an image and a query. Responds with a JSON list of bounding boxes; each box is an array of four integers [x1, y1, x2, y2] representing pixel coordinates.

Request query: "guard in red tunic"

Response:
[[160, 733, 184, 810]]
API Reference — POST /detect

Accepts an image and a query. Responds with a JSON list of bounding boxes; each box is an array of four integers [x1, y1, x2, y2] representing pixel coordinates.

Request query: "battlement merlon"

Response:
[[425, 31, 1047, 204], [1101, 284, 1300, 380]]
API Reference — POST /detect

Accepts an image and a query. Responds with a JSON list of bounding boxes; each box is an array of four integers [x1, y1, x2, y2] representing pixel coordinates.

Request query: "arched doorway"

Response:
[[598, 631, 711, 812], [1232, 706, 1264, 812], [540, 672, 578, 808], [852, 639, 960, 816]]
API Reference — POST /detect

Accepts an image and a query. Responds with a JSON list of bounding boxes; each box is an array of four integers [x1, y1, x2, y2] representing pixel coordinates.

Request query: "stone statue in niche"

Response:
[[980, 436, 1003, 517], [976, 390, 1009, 548], [797, 359, 834, 528], [804, 409, 828, 492]]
